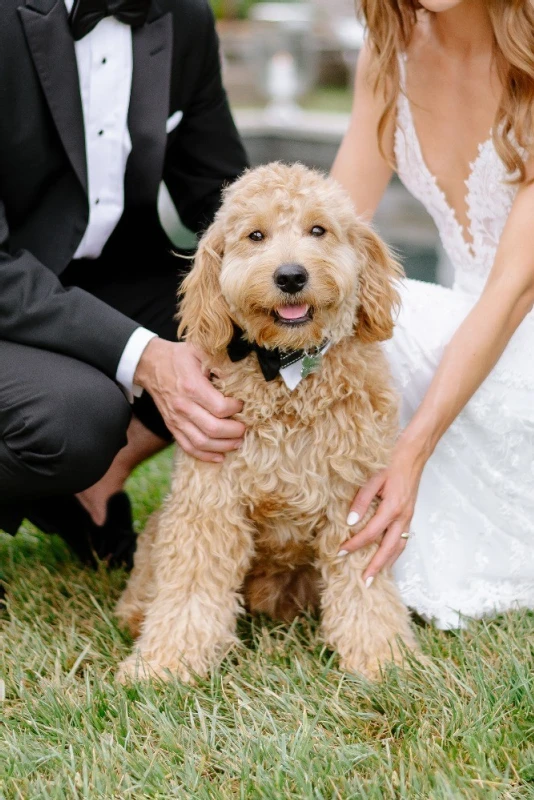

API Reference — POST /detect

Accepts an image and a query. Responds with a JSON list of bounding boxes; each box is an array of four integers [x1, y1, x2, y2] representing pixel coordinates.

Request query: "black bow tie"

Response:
[[227, 325, 317, 383], [227, 326, 282, 382], [69, 0, 151, 40]]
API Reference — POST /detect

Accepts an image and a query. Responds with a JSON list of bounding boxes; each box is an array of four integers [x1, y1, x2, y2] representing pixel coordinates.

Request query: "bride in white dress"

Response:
[[332, 0, 534, 628]]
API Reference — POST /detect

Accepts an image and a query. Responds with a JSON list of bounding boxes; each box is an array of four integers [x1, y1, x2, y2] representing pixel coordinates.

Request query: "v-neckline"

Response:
[[398, 56, 492, 260]]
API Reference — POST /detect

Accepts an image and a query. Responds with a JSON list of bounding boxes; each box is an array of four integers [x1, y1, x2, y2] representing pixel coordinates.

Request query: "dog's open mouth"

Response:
[[273, 304, 313, 326]]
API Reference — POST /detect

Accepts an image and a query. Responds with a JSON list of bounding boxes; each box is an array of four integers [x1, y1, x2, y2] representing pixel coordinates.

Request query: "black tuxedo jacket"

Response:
[[0, 0, 248, 378]]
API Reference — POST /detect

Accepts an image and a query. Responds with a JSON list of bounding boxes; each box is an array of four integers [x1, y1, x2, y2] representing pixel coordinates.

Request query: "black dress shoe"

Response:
[[26, 492, 137, 571], [92, 492, 137, 571]]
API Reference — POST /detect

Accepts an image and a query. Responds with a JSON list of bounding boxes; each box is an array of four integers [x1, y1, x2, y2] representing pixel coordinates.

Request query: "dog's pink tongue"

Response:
[[276, 304, 309, 320]]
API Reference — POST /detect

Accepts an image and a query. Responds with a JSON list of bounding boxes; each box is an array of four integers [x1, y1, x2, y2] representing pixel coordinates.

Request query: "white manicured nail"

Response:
[[338, 550, 350, 558], [365, 576, 374, 589], [347, 511, 360, 527]]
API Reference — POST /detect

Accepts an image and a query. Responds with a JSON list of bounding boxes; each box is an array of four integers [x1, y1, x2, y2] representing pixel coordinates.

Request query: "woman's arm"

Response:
[[341, 176, 534, 581], [331, 44, 394, 218]]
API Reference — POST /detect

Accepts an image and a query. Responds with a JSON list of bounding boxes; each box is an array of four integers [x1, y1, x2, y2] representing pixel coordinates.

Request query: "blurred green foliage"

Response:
[[210, 0, 258, 19], [210, 0, 299, 20]]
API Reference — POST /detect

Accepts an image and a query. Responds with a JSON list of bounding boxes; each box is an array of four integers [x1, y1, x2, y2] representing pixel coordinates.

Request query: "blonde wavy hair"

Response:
[[359, 0, 534, 183]]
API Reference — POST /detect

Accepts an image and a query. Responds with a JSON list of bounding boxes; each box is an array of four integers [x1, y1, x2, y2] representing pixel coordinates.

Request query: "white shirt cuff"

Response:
[[116, 327, 158, 403]]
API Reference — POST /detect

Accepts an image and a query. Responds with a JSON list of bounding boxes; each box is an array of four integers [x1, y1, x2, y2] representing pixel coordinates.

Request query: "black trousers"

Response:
[[0, 250, 185, 535]]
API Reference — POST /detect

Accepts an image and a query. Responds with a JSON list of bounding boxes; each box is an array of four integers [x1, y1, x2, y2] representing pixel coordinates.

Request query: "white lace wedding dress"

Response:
[[385, 61, 534, 628]]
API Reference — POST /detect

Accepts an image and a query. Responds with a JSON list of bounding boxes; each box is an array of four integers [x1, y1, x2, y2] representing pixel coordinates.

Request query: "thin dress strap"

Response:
[[395, 52, 411, 136], [397, 52, 408, 98]]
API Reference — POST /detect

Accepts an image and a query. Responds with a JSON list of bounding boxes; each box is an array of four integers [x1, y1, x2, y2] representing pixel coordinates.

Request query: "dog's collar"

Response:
[[227, 325, 331, 389]]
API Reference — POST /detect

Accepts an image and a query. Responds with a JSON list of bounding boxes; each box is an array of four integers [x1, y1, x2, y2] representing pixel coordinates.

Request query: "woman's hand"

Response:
[[339, 440, 428, 585]]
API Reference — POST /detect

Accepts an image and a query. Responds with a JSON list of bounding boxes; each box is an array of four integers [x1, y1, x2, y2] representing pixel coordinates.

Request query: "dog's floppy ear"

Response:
[[353, 225, 403, 344], [178, 217, 234, 354]]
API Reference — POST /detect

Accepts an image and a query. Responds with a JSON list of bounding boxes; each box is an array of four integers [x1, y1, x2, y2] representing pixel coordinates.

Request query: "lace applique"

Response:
[[394, 55, 527, 296], [395, 88, 474, 277]]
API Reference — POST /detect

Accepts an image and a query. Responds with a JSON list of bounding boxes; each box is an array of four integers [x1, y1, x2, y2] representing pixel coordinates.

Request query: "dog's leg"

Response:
[[316, 513, 418, 680], [115, 511, 159, 639], [117, 462, 255, 683]]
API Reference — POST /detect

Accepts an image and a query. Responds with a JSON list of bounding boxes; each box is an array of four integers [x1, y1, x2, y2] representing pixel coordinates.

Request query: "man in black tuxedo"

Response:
[[0, 0, 248, 566]]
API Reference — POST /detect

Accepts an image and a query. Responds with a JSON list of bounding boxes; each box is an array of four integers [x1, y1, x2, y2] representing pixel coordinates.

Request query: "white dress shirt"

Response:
[[65, 0, 156, 401]]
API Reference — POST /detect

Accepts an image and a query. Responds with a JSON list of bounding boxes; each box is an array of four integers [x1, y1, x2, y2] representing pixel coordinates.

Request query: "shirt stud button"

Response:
[[95, 198, 100, 205], [98, 130, 104, 136], [102, 57, 107, 64]]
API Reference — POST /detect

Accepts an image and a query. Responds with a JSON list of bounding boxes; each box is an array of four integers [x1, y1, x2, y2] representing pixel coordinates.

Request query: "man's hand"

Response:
[[134, 338, 245, 462]]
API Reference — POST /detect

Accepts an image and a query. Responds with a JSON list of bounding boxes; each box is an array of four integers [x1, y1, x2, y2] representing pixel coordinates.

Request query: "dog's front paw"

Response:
[[116, 652, 196, 685], [340, 636, 419, 681], [340, 655, 386, 681], [114, 604, 145, 640]]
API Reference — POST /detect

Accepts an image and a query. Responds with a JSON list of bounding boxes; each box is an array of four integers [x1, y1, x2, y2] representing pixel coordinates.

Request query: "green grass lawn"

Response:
[[1, 449, 533, 799], [300, 87, 353, 115], [236, 87, 353, 115]]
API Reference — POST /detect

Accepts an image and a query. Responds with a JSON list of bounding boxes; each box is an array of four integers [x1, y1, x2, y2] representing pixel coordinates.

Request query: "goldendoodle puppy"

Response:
[[116, 163, 417, 682]]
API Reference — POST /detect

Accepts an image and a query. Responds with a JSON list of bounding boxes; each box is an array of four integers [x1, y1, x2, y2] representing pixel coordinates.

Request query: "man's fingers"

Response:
[[347, 472, 385, 527], [174, 430, 225, 464], [184, 400, 245, 441], [174, 415, 242, 454], [362, 522, 407, 580], [187, 371, 244, 419]]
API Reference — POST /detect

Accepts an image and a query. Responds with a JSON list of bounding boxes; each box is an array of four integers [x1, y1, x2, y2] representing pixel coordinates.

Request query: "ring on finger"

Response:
[[400, 531, 415, 540]]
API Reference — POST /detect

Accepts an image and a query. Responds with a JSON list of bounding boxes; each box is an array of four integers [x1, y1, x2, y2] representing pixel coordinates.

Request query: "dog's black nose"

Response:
[[274, 263, 309, 294]]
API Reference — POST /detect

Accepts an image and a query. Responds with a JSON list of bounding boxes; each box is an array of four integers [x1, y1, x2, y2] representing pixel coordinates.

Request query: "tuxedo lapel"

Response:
[[19, 0, 172, 205], [126, 5, 173, 205], [19, 0, 88, 194]]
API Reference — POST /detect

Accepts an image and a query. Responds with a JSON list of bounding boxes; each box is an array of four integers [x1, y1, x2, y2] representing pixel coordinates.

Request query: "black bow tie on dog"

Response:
[[69, 0, 151, 40], [227, 325, 323, 382]]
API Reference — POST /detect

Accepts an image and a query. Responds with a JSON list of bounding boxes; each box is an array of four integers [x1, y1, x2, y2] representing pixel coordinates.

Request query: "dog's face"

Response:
[[179, 163, 402, 355], [217, 167, 365, 352]]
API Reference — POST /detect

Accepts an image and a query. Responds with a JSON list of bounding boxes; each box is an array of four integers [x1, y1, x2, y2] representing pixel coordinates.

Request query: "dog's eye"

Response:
[[310, 225, 326, 237], [248, 231, 265, 242]]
